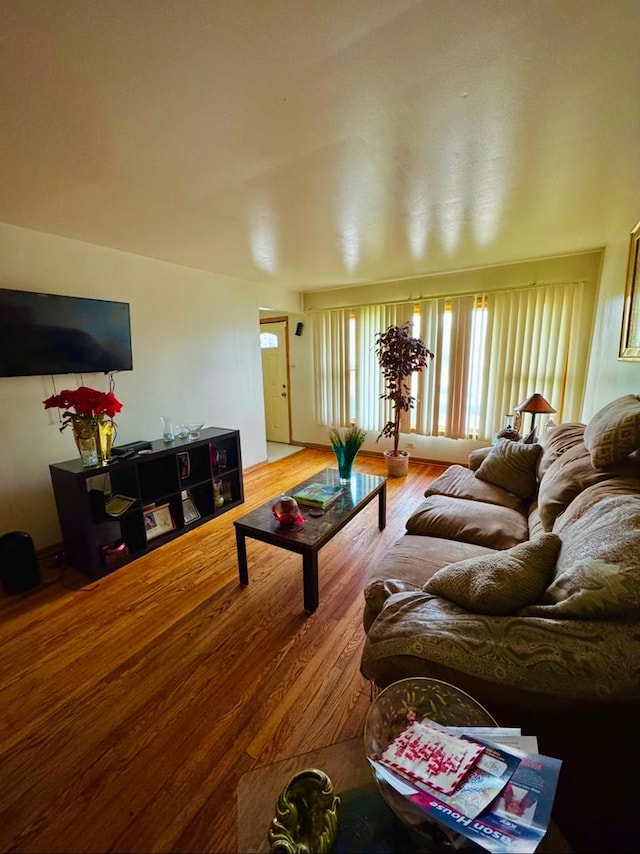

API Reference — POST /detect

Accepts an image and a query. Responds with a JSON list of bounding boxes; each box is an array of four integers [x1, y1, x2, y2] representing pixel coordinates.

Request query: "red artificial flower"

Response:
[[43, 386, 123, 429]]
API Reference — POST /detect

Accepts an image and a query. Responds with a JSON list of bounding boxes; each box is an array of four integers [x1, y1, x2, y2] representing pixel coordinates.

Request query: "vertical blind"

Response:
[[313, 280, 589, 441]]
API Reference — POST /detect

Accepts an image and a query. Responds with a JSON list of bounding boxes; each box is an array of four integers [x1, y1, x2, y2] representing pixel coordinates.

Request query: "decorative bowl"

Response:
[[184, 422, 205, 439], [271, 495, 304, 528], [364, 677, 497, 846]]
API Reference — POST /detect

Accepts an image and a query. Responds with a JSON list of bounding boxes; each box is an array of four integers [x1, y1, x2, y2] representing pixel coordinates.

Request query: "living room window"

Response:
[[313, 280, 589, 442]]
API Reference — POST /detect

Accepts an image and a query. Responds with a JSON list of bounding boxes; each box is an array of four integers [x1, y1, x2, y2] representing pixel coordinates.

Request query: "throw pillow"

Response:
[[423, 533, 561, 615], [522, 495, 640, 619], [474, 439, 542, 499], [583, 394, 640, 469], [536, 443, 611, 531]]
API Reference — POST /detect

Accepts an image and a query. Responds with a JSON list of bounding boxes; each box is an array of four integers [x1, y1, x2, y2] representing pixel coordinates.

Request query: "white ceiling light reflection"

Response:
[[339, 221, 361, 272], [337, 182, 362, 273], [470, 150, 510, 247], [469, 63, 512, 247], [249, 206, 278, 274], [336, 151, 377, 273], [439, 199, 464, 254], [438, 167, 465, 251], [407, 205, 430, 260]]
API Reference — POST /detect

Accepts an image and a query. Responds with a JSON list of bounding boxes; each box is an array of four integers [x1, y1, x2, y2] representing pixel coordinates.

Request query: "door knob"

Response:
[[281, 392, 287, 397]]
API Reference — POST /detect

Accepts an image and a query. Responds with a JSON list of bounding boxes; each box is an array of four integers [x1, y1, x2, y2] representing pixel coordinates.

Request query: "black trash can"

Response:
[[0, 531, 41, 594]]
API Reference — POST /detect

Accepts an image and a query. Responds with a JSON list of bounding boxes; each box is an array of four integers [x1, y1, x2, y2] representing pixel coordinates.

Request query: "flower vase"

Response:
[[96, 419, 116, 464], [332, 445, 356, 485], [72, 418, 99, 467]]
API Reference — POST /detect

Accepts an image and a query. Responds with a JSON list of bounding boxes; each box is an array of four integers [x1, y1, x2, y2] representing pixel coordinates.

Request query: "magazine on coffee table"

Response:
[[292, 482, 343, 509], [370, 726, 562, 854], [372, 730, 520, 820]]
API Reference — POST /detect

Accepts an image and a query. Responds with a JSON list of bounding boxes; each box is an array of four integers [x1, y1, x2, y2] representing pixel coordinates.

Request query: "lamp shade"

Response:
[[515, 393, 556, 415]]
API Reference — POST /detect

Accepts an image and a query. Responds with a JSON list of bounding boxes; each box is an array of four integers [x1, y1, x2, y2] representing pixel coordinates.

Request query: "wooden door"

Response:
[[260, 319, 291, 443]]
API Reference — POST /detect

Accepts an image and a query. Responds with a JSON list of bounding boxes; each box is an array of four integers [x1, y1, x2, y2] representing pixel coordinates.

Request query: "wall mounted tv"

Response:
[[0, 288, 133, 377]]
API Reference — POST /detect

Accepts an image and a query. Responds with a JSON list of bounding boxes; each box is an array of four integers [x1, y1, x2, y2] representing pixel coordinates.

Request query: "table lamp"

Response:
[[515, 393, 556, 443]]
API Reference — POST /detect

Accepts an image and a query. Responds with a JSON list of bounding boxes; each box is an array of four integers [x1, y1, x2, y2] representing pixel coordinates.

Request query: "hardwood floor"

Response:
[[0, 449, 446, 853]]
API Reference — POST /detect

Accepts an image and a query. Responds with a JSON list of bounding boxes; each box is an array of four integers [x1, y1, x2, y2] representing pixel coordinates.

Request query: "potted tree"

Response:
[[375, 321, 434, 476]]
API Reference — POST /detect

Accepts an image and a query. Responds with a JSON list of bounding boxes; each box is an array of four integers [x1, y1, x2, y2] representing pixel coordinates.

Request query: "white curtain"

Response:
[[313, 280, 590, 442], [353, 302, 415, 432], [445, 295, 478, 439], [477, 281, 587, 440], [415, 298, 440, 436], [313, 309, 351, 426]]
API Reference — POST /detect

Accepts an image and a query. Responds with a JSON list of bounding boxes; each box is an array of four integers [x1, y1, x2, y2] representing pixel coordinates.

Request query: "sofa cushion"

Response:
[[423, 534, 561, 615], [537, 442, 612, 531], [527, 501, 545, 540], [553, 476, 640, 535], [474, 439, 542, 499], [363, 534, 495, 631], [537, 422, 586, 479], [525, 495, 640, 619], [406, 495, 529, 549], [424, 464, 526, 511], [583, 394, 640, 469]]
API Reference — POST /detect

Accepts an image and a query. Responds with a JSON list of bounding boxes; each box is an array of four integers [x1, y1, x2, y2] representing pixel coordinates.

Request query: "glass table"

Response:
[[236, 736, 572, 853], [234, 468, 386, 612]]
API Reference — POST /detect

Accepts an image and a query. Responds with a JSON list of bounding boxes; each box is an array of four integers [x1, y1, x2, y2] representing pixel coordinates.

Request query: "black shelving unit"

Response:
[[49, 427, 244, 580]]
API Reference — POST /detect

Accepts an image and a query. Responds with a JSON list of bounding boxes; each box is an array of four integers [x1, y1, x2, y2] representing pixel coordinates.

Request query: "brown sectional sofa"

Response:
[[361, 414, 640, 710], [359, 395, 640, 849]]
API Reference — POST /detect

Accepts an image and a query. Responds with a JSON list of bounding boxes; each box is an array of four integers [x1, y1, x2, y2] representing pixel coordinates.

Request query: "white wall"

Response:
[[582, 220, 640, 421], [0, 223, 301, 549]]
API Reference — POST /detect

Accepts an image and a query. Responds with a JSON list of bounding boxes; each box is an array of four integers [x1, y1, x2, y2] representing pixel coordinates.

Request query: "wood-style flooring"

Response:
[[0, 448, 446, 853]]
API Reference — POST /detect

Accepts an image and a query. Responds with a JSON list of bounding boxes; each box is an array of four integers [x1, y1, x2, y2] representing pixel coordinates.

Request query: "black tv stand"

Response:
[[49, 427, 243, 580]]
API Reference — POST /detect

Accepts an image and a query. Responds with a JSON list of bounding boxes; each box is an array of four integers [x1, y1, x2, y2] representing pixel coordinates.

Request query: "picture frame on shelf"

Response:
[[182, 496, 201, 525], [144, 503, 175, 541], [619, 218, 640, 361], [177, 451, 191, 479]]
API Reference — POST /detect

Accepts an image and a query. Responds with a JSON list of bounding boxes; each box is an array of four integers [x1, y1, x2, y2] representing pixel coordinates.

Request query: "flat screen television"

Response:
[[0, 288, 133, 377]]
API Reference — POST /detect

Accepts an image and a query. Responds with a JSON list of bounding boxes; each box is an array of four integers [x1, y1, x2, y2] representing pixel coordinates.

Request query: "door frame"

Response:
[[260, 316, 292, 444]]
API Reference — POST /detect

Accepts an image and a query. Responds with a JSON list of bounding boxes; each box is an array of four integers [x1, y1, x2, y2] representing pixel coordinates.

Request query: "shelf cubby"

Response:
[[49, 427, 243, 579]]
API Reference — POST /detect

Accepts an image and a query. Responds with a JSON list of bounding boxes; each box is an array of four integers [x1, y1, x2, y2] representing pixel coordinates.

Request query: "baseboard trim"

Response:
[[291, 441, 452, 469]]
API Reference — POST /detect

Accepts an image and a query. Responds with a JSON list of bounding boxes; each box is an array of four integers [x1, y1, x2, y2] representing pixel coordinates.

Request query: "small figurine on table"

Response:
[[271, 495, 305, 528]]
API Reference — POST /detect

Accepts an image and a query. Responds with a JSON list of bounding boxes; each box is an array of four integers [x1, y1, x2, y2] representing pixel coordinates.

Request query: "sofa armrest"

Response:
[[468, 446, 492, 471]]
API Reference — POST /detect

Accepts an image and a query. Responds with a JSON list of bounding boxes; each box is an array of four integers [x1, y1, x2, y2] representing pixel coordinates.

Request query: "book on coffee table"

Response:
[[292, 482, 343, 509]]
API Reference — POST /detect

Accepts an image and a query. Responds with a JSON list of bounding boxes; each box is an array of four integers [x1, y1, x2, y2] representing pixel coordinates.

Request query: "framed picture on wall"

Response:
[[144, 503, 175, 541], [619, 219, 640, 361]]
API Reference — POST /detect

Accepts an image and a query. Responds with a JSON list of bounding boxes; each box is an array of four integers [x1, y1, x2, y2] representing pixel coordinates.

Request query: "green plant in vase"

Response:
[[328, 424, 367, 484]]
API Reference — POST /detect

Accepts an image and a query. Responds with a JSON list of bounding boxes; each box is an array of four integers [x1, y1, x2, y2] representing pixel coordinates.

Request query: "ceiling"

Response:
[[2, 0, 640, 292]]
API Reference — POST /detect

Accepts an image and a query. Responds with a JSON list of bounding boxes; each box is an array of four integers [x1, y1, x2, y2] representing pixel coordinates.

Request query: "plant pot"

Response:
[[383, 449, 410, 477], [331, 445, 360, 484]]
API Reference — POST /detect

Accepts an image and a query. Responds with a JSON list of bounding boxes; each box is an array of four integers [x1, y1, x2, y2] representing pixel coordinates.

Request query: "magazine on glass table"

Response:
[[292, 482, 343, 509], [370, 724, 562, 854]]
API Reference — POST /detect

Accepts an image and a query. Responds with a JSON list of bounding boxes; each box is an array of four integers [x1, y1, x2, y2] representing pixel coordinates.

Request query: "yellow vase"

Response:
[[71, 417, 116, 466], [96, 419, 116, 464], [72, 417, 99, 467]]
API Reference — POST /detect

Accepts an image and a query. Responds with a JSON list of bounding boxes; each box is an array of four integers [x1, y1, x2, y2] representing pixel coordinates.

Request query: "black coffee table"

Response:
[[234, 468, 386, 612]]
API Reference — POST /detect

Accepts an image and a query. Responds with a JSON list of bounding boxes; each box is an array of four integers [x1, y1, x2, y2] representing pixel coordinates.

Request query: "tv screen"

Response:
[[0, 288, 133, 377]]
